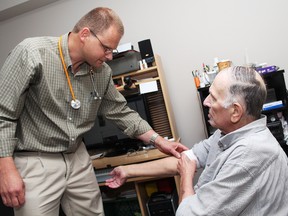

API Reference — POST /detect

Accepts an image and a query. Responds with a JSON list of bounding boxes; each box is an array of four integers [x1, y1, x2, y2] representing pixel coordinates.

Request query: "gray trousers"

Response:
[[13, 143, 104, 216]]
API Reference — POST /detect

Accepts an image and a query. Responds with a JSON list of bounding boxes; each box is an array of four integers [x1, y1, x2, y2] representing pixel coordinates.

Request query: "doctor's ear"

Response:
[[79, 28, 91, 40]]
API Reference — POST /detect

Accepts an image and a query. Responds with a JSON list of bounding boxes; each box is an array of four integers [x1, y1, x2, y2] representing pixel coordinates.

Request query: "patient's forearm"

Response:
[[124, 156, 178, 178]]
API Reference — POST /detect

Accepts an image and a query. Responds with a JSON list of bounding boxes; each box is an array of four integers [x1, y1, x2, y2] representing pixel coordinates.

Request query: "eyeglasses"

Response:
[[89, 29, 118, 55]]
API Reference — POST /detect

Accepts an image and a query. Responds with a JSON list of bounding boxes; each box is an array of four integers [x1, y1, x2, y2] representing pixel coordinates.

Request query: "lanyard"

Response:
[[58, 36, 81, 109]]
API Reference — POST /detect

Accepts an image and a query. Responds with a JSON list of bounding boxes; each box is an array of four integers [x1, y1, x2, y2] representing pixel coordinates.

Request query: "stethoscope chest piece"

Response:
[[90, 69, 101, 101], [71, 99, 81, 109], [93, 95, 102, 100]]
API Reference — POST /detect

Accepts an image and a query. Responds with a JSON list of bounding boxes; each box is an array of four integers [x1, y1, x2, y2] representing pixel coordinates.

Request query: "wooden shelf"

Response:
[[94, 54, 179, 216], [92, 148, 168, 169], [113, 65, 158, 80]]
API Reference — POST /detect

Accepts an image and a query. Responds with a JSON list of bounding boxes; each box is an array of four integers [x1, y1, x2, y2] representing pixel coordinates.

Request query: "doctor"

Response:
[[0, 7, 187, 216]]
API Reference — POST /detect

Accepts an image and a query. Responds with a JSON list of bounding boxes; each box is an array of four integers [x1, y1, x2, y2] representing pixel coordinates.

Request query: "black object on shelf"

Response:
[[103, 197, 141, 216], [146, 190, 178, 216]]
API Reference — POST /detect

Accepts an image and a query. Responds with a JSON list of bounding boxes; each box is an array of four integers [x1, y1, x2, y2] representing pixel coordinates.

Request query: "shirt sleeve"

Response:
[[0, 41, 37, 157], [97, 66, 152, 138], [191, 130, 222, 168], [176, 159, 256, 215], [183, 149, 200, 168]]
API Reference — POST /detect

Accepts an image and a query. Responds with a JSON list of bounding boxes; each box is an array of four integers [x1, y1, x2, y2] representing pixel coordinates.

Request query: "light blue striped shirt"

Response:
[[177, 116, 288, 216]]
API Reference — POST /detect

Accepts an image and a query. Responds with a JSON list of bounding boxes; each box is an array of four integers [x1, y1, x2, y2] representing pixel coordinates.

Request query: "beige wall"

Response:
[[1, 0, 288, 148]]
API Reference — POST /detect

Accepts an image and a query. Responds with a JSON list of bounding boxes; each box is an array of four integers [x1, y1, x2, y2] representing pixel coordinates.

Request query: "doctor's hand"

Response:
[[137, 130, 188, 159], [105, 166, 128, 188], [156, 139, 189, 159]]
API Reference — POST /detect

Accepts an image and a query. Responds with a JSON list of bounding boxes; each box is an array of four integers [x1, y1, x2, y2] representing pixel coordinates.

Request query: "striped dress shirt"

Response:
[[177, 116, 288, 216]]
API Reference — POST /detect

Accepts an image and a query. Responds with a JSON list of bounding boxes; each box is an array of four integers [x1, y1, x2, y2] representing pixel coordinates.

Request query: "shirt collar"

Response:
[[60, 33, 72, 69], [218, 115, 267, 150], [61, 33, 90, 77]]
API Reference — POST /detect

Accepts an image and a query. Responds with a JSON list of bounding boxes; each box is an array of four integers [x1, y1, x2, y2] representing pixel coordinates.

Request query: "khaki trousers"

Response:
[[13, 143, 104, 216]]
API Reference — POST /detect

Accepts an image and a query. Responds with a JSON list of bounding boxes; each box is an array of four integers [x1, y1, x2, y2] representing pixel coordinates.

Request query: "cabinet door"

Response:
[[262, 70, 288, 156], [101, 182, 141, 216], [197, 86, 215, 137]]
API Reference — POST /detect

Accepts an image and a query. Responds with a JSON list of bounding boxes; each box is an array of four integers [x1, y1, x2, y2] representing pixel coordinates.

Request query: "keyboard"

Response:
[[94, 167, 114, 183]]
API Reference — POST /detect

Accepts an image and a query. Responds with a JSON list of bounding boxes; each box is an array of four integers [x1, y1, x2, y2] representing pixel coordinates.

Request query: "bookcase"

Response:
[[92, 54, 180, 216], [111, 54, 178, 140]]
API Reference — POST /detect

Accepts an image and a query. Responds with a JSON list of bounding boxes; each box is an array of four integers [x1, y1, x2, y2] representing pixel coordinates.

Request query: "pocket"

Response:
[[75, 143, 91, 167], [14, 155, 29, 178]]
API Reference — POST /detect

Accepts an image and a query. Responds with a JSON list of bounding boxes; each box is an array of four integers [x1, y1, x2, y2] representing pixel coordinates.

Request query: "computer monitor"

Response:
[[83, 94, 151, 156]]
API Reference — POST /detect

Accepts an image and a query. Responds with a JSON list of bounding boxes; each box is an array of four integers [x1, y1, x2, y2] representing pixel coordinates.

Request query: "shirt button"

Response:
[[71, 138, 75, 141], [68, 117, 72, 121]]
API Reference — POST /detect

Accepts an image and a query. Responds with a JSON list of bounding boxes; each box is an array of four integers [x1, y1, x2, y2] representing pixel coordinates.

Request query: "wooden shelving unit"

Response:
[[92, 54, 180, 216]]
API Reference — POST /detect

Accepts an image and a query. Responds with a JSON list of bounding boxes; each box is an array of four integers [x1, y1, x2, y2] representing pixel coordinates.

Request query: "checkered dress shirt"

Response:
[[0, 33, 151, 157]]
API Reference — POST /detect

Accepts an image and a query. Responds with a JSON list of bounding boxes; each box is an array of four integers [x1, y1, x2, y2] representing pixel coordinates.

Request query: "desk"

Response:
[[92, 148, 180, 216], [92, 148, 168, 169]]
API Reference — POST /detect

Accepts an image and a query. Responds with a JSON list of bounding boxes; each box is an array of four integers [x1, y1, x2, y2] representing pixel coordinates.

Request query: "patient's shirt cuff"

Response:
[[183, 149, 200, 168]]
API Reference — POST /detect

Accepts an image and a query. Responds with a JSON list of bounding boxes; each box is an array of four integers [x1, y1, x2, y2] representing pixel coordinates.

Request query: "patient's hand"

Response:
[[177, 153, 197, 202], [105, 166, 128, 188], [177, 153, 197, 177]]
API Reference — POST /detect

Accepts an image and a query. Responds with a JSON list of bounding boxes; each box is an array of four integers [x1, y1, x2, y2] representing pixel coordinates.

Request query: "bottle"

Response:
[[194, 76, 200, 88], [212, 57, 219, 74], [199, 72, 206, 88], [142, 59, 148, 69], [139, 60, 144, 70]]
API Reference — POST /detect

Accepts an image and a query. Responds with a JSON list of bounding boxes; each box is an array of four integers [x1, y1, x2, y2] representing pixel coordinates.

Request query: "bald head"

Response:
[[216, 66, 267, 119], [72, 7, 124, 37]]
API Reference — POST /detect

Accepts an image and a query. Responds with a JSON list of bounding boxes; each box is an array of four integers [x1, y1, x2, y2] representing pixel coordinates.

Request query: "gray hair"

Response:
[[72, 7, 124, 36], [223, 66, 267, 119]]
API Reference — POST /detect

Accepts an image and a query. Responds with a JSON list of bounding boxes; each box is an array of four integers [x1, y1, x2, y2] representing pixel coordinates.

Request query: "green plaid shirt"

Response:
[[0, 33, 151, 157]]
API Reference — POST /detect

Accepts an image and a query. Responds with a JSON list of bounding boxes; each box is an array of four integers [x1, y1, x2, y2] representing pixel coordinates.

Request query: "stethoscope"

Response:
[[58, 36, 101, 110], [89, 68, 102, 100]]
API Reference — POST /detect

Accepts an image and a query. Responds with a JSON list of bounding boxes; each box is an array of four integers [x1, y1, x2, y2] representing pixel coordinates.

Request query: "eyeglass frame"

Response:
[[89, 29, 118, 55]]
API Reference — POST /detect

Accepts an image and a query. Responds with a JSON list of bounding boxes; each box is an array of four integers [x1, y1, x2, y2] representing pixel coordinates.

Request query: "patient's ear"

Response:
[[230, 102, 243, 123]]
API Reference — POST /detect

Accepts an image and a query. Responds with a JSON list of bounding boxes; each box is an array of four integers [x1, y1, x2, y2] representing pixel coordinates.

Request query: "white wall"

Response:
[[1, 0, 288, 148]]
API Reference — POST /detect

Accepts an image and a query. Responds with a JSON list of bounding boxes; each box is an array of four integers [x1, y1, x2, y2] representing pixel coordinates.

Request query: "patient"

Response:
[[106, 66, 288, 216]]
